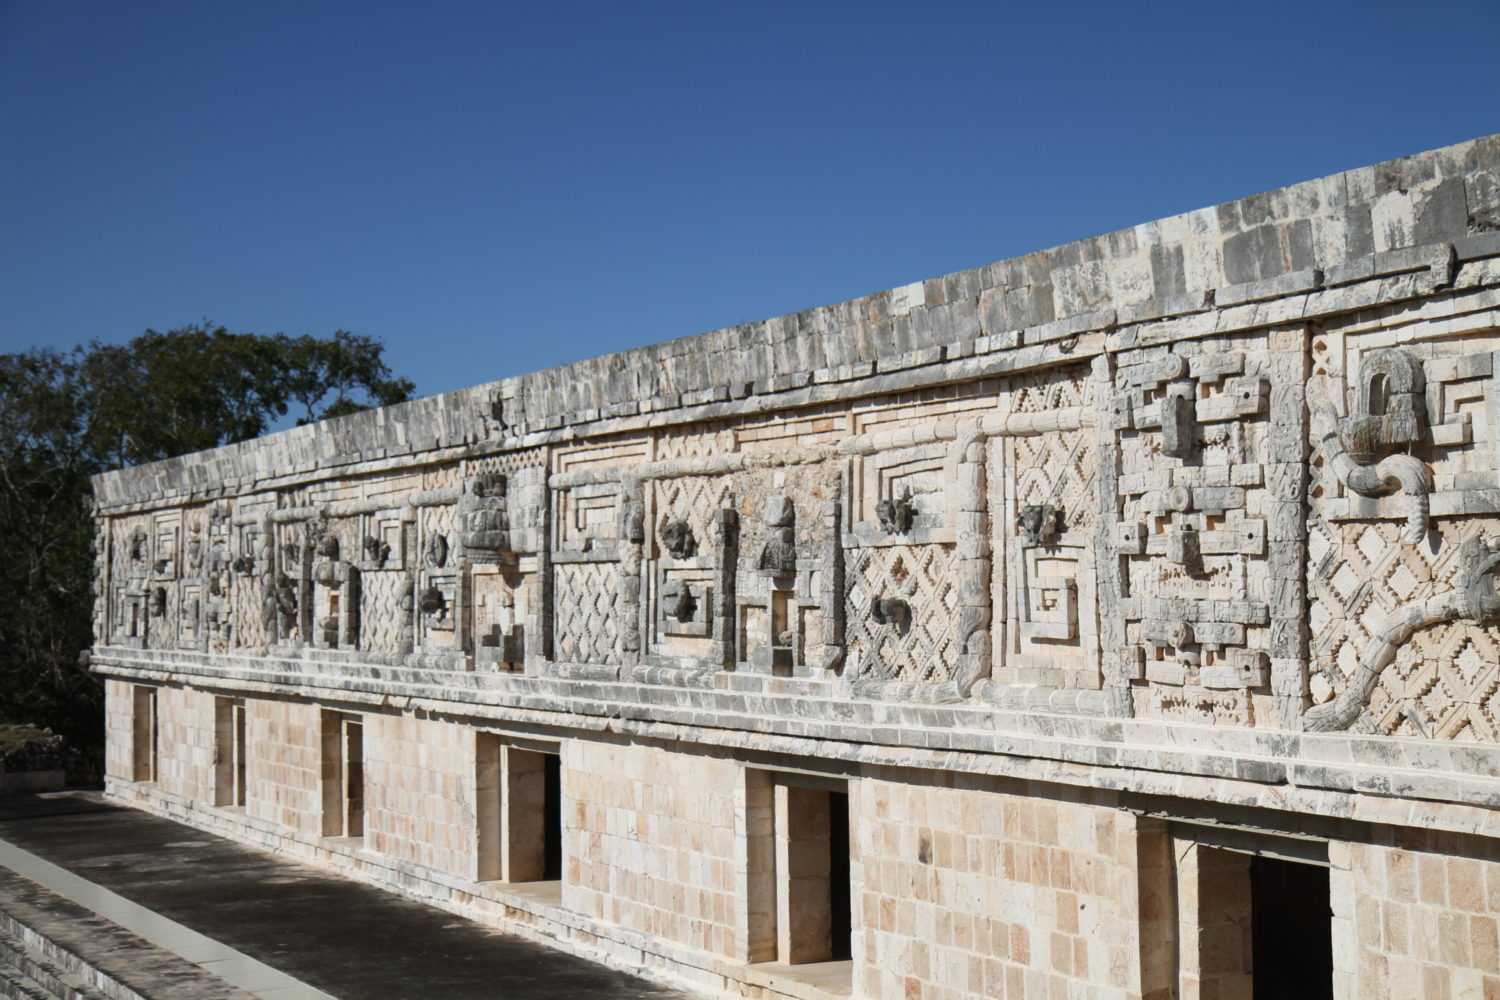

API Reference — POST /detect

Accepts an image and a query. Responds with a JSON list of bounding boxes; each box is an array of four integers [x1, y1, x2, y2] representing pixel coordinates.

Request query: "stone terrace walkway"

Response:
[[0, 791, 692, 1000]]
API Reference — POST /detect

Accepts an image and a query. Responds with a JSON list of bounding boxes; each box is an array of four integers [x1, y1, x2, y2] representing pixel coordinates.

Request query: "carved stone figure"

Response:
[[661, 580, 697, 623], [757, 495, 797, 577], [871, 598, 911, 632], [127, 528, 148, 564], [262, 571, 298, 636], [459, 472, 511, 559], [1310, 349, 1432, 544], [1338, 349, 1426, 464], [419, 585, 447, 619], [313, 534, 341, 586], [363, 536, 390, 568], [660, 519, 696, 559], [876, 492, 915, 535], [149, 586, 167, 618], [1017, 504, 1062, 547], [424, 532, 449, 569]]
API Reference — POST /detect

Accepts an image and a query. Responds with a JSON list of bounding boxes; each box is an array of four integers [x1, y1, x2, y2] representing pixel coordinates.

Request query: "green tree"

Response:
[[0, 325, 415, 774]]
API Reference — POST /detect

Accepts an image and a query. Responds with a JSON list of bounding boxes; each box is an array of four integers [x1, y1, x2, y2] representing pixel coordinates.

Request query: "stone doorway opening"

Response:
[[320, 711, 364, 839], [1170, 827, 1332, 1000], [1250, 855, 1332, 1000], [475, 736, 563, 884], [746, 771, 854, 971]]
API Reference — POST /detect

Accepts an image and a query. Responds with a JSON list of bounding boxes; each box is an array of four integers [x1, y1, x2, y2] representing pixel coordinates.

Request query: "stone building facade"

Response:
[[93, 136, 1500, 999]]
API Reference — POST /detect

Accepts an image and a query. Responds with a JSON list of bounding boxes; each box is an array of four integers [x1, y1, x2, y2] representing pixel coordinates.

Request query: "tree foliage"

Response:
[[0, 325, 414, 768]]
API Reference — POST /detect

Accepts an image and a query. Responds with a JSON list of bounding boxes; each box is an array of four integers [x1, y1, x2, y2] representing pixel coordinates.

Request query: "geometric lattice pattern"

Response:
[[361, 571, 411, 656], [654, 424, 734, 462], [1308, 517, 1500, 741], [1005, 365, 1090, 413], [554, 561, 620, 664], [231, 576, 267, 649], [846, 543, 957, 684], [1011, 430, 1096, 537], [653, 476, 732, 548]]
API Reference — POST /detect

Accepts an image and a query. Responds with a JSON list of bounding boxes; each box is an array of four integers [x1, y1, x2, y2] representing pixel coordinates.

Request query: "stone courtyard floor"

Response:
[[0, 791, 692, 999]]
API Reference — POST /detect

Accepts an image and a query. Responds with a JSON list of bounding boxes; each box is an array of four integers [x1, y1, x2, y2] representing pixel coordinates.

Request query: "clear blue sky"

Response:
[[3, 0, 1497, 400]]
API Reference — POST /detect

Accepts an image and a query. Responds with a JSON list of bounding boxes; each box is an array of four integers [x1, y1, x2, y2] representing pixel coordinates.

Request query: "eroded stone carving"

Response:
[[756, 495, 797, 577], [876, 491, 915, 535], [1311, 349, 1432, 544], [661, 579, 697, 623], [660, 519, 696, 559], [363, 536, 390, 568], [423, 532, 449, 569], [1017, 504, 1062, 547], [1304, 535, 1500, 732], [870, 598, 911, 632], [459, 472, 511, 561]]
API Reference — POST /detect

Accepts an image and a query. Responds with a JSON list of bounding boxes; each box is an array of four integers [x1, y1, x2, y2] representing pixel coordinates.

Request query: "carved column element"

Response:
[[951, 431, 990, 695], [1267, 325, 1312, 729], [617, 478, 645, 663], [814, 494, 845, 674], [714, 508, 738, 669], [1092, 352, 1133, 717]]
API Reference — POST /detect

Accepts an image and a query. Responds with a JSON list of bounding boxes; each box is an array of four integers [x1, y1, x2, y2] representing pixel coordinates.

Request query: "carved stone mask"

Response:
[[1339, 348, 1426, 465], [661, 580, 696, 623], [1017, 505, 1062, 547], [1459, 536, 1500, 626], [363, 536, 390, 567], [871, 597, 911, 632], [660, 519, 696, 559], [419, 586, 446, 618], [470, 472, 507, 498], [876, 495, 915, 535]]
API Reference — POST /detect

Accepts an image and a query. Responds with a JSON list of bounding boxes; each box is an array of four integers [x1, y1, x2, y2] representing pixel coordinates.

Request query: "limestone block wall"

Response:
[[240, 698, 322, 835], [363, 714, 473, 878], [102, 679, 132, 783], [1341, 833, 1500, 999], [88, 134, 1500, 1000], [855, 774, 1143, 1000], [564, 742, 741, 958]]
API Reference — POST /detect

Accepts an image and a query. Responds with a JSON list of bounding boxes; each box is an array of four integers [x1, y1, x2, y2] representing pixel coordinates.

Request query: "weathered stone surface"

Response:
[[90, 134, 1500, 1000]]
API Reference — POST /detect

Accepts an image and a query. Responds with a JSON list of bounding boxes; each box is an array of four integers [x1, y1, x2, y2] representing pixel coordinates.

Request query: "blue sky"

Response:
[[3, 0, 1497, 400]]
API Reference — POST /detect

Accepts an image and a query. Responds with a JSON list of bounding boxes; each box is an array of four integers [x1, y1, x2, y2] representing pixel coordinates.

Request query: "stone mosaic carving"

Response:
[[846, 543, 958, 685], [459, 472, 511, 562], [86, 135, 1500, 744]]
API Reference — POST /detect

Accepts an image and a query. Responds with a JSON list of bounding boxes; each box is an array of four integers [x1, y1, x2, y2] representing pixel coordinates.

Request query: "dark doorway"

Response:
[[828, 790, 851, 961], [1251, 855, 1332, 1000], [542, 753, 562, 881]]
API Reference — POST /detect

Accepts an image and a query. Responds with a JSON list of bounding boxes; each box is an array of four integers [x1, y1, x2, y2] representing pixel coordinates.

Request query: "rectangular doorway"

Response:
[[1251, 855, 1332, 1000], [475, 735, 562, 883], [321, 711, 364, 839], [131, 685, 158, 783], [214, 697, 247, 807], [1174, 833, 1332, 1000], [749, 773, 853, 967]]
